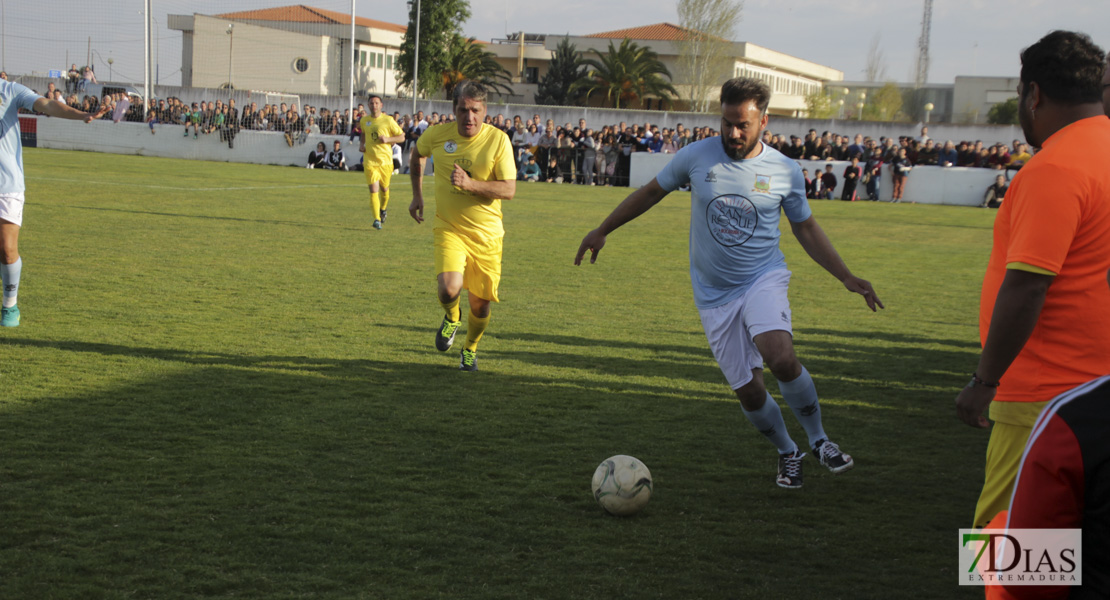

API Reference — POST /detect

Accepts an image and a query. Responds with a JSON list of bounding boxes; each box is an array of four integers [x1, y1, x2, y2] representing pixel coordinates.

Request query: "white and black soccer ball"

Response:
[[591, 455, 653, 516]]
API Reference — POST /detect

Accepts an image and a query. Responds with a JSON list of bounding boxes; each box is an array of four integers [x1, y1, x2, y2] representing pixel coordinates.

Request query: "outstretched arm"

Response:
[[574, 178, 669, 265], [33, 97, 107, 122], [790, 216, 883, 311]]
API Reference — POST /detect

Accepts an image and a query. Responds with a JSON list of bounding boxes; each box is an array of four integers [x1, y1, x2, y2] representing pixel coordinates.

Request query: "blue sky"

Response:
[[6, 0, 1108, 87]]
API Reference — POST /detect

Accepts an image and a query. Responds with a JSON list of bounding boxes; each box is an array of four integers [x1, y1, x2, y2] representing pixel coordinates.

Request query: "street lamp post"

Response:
[[857, 91, 866, 121], [226, 24, 234, 89], [410, 0, 421, 116], [107, 57, 113, 82], [924, 102, 935, 123], [837, 99, 845, 120]]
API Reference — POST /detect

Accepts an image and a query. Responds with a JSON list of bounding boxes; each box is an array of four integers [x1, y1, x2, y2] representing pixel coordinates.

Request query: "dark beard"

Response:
[[723, 136, 758, 160]]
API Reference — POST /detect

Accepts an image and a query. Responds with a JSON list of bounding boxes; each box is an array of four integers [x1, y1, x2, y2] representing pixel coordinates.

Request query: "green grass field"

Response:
[[1, 148, 995, 599]]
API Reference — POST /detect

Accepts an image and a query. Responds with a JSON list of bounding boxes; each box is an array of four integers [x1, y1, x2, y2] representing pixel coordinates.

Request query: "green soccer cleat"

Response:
[[1, 305, 20, 327], [373, 219, 382, 230], [435, 316, 462, 351], [459, 348, 478, 372]]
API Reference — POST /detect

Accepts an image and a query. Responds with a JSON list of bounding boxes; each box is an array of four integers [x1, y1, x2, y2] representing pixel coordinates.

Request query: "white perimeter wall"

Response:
[[32, 115, 363, 168], [631, 152, 1003, 206], [32, 116, 1001, 206]]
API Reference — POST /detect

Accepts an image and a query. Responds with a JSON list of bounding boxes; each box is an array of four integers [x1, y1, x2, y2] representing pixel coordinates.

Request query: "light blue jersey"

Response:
[[0, 80, 43, 194], [656, 138, 812, 309]]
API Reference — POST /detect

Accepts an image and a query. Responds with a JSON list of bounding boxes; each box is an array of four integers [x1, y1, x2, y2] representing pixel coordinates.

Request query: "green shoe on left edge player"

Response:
[[1, 305, 20, 327]]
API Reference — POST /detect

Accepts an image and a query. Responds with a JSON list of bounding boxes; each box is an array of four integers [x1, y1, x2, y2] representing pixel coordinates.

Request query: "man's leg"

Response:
[[367, 181, 382, 229], [1, 221, 22, 327], [435, 271, 464, 352], [755, 329, 853, 473], [700, 297, 801, 487], [973, 422, 1032, 528], [379, 168, 392, 221]]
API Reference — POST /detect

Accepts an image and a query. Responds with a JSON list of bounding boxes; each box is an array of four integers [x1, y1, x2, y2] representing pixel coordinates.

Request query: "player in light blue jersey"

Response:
[[576, 78, 884, 489], [0, 79, 105, 327]]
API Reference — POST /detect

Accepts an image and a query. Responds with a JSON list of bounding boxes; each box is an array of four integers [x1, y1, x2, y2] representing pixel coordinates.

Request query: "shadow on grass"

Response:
[[0, 333, 985, 599]]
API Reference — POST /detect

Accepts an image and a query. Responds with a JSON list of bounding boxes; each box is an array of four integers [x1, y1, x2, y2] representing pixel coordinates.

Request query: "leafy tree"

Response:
[[676, 0, 742, 113], [397, 0, 471, 98], [987, 97, 1019, 124], [572, 38, 678, 109], [804, 89, 837, 119], [441, 35, 514, 99], [862, 82, 904, 121], [535, 36, 584, 106]]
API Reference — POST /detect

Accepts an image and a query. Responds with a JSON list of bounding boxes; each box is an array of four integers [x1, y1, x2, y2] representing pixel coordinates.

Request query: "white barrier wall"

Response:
[[631, 151, 1004, 206], [31, 116, 1004, 206], [29, 115, 363, 168]]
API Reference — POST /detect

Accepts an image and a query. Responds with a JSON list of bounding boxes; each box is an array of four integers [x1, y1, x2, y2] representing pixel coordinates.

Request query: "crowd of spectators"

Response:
[[14, 76, 1036, 195], [773, 126, 1033, 171]]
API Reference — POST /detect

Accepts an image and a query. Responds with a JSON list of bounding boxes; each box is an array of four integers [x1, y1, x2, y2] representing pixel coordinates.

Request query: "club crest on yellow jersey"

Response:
[[444, 140, 458, 153]]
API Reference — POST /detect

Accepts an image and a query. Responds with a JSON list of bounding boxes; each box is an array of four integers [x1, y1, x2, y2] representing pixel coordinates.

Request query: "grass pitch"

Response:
[[1, 148, 994, 599]]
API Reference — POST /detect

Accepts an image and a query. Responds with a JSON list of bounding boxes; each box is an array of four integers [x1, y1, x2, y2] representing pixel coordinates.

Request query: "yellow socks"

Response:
[[441, 296, 461, 323], [465, 311, 490, 352], [381, 187, 390, 211], [369, 191, 381, 220]]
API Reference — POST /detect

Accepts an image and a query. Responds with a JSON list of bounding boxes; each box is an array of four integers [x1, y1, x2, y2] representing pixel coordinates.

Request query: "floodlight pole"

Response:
[[348, 0, 356, 132], [412, 0, 420, 116], [143, 0, 150, 118]]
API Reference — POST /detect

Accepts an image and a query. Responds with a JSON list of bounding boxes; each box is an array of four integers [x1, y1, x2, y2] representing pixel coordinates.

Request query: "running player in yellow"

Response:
[[359, 94, 404, 229], [408, 81, 517, 371]]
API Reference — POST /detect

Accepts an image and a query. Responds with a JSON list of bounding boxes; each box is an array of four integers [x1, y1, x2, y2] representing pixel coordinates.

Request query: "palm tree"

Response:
[[441, 35, 514, 99], [572, 38, 678, 109]]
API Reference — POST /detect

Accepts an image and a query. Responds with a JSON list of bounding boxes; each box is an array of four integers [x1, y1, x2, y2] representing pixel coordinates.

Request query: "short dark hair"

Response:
[[367, 94, 383, 103], [452, 80, 488, 109], [1020, 30, 1106, 104], [720, 78, 771, 113]]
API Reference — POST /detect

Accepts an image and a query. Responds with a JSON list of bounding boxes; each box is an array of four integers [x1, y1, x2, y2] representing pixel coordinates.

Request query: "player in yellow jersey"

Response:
[[409, 81, 517, 371], [359, 94, 405, 229]]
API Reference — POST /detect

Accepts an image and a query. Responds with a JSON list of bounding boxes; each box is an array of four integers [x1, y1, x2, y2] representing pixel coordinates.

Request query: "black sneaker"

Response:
[[814, 439, 854, 473], [380, 209, 387, 223], [777, 450, 805, 489], [459, 348, 478, 371], [435, 316, 462, 351]]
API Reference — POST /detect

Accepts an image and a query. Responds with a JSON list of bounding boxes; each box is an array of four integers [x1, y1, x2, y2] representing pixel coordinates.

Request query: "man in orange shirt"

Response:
[[955, 30, 1110, 529]]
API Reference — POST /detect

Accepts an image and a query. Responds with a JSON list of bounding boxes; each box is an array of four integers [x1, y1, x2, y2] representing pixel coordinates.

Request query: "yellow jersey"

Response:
[[417, 122, 516, 241], [359, 113, 403, 168]]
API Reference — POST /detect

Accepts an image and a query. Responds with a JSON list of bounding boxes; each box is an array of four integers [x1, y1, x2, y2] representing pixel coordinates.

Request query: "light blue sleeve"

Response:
[[782, 163, 812, 223], [655, 144, 692, 192], [13, 83, 41, 111]]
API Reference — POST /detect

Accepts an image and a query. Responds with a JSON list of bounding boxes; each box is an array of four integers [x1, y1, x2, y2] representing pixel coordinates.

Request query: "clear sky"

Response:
[[4, 0, 1107, 87]]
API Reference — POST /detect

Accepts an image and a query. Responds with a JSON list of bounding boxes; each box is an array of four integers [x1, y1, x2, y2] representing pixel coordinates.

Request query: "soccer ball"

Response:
[[591, 455, 653, 516]]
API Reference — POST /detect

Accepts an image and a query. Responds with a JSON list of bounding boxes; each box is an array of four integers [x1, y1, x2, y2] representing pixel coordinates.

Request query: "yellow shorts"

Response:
[[434, 228, 502, 303], [973, 421, 1033, 528], [364, 164, 393, 187]]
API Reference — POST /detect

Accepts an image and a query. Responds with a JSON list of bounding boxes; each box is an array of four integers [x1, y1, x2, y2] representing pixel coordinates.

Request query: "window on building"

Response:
[[378, 53, 384, 68], [386, 54, 392, 69], [360, 51, 366, 67], [525, 66, 538, 84], [293, 58, 309, 74]]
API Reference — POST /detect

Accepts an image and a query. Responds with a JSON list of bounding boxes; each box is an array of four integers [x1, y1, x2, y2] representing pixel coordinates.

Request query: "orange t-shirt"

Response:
[[980, 116, 1110, 412]]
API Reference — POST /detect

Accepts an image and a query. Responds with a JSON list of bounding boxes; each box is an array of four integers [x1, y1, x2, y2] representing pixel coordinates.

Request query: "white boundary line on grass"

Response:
[[25, 176, 412, 192]]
